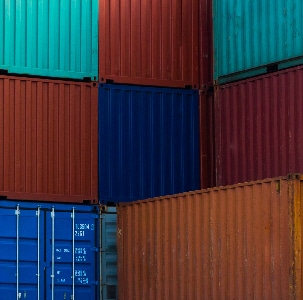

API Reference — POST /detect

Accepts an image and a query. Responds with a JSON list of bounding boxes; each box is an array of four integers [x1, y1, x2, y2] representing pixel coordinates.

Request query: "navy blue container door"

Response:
[[99, 84, 200, 203]]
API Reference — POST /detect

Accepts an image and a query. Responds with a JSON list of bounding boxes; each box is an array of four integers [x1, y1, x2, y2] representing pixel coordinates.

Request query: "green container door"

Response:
[[214, 0, 303, 84], [0, 0, 98, 80]]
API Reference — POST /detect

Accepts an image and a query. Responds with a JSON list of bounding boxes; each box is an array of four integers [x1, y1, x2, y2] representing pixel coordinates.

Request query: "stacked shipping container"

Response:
[[117, 175, 303, 299], [0, 1, 119, 299]]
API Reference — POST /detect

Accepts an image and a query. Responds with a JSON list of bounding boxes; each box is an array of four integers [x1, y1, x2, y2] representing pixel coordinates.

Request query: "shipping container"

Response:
[[200, 91, 215, 189], [0, 200, 100, 299], [118, 174, 303, 299], [99, 84, 200, 203], [213, 0, 303, 84], [99, 0, 211, 89], [0, 75, 98, 203], [215, 65, 303, 187], [101, 206, 118, 300], [0, 0, 98, 80]]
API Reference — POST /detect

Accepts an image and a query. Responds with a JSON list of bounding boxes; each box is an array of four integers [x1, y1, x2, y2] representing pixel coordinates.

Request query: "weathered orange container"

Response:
[[0, 75, 98, 203], [99, 0, 212, 89], [118, 174, 303, 299]]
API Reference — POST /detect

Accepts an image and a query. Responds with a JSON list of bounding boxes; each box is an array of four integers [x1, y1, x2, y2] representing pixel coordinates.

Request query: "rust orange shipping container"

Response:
[[0, 75, 98, 203], [99, 0, 212, 89], [118, 174, 303, 299]]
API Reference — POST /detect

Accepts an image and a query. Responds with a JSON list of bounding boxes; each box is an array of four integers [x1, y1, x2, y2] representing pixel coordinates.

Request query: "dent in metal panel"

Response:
[[0, 0, 98, 80], [118, 176, 296, 299], [215, 65, 303, 187], [214, 0, 303, 83], [98, 84, 200, 203], [99, 0, 203, 88], [0, 75, 98, 203]]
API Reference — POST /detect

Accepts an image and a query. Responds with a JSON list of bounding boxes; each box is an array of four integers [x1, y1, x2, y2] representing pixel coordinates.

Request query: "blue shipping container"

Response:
[[0, 0, 98, 80], [98, 84, 201, 203], [214, 0, 303, 84], [0, 200, 117, 300]]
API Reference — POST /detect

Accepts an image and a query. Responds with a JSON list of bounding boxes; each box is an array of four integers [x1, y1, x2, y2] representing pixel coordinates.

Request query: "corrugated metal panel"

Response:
[[0, 0, 98, 80], [0, 200, 99, 299], [0, 75, 98, 203], [101, 206, 117, 300], [215, 65, 303, 187], [214, 0, 303, 84], [200, 91, 215, 189], [99, 0, 208, 89], [99, 84, 200, 203], [118, 175, 303, 299]]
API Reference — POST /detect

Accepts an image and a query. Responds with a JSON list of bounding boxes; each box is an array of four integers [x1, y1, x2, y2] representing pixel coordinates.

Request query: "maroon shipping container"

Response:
[[0, 75, 98, 203], [215, 65, 303, 187], [99, 0, 212, 89], [118, 175, 303, 299], [200, 91, 215, 189]]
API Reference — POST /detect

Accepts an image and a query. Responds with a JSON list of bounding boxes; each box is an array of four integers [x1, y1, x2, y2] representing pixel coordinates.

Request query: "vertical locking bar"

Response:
[[15, 205, 20, 300], [51, 207, 55, 300], [71, 208, 75, 300], [36, 207, 41, 300]]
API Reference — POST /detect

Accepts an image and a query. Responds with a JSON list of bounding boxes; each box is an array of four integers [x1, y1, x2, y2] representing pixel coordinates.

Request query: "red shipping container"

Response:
[[215, 65, 303, 187], [118, 175, 302, 299], [99, 0, 212, 89], [0, 75, 98, 203]]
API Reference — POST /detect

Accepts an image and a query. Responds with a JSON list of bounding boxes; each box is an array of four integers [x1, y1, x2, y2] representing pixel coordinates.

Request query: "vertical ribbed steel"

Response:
[[0, 75, 98, 203], [0, 0, 98, 80], [214, 0, 303, 84], [99, 0, 210, 88], [118, 176, 301, 299], [215, 65, 303, 187], [99, 84, 200, 203]]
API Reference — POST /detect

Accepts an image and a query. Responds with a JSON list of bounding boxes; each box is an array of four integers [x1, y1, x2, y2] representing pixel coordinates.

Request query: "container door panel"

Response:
[[45, 209, 97, 300], [0, 205, 44, 299]]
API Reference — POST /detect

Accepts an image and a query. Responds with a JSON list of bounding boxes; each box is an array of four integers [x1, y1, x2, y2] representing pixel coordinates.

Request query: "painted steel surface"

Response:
[[215, 65, 303, 187], [99, 84, 200, 203], [0, 0, 98, 80], [99, 0, 209, 89], [0, 75, 98, 203], [214, 0, 303, 84], [0, 200, 99, 299], [118, 175, 303, 299], [101, 206, 117, 300]]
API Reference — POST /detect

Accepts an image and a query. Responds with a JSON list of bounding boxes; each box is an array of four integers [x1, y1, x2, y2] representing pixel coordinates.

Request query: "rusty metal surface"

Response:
[[215, 65, 303, 187], [118, 176, 300, 299], [99, 0, 211, 89], [0, 75, 98, 203]]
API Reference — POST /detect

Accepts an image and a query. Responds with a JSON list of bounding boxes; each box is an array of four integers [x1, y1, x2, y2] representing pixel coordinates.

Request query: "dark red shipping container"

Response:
[[215, 65, 303, 187], [200, 91, 215, 189], [0, 75, 98, 203], [99, 0, 212, 89]]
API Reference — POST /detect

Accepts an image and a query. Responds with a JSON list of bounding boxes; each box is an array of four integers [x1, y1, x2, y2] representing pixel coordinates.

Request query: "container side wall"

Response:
[[214, 0, 303, 83], [98, 84, 200, 203], [117, 177, 295, 299], [99, 0, 206, 88], [101, 207, 118, 300], [215, 65, 303, 187], [0, 75, 98, 203], [0, 0, 98, 80]]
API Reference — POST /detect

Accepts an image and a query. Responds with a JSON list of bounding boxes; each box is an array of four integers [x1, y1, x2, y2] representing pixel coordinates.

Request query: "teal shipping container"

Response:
[[214, 0, 303, 84], [0, 0, 98, 80]]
